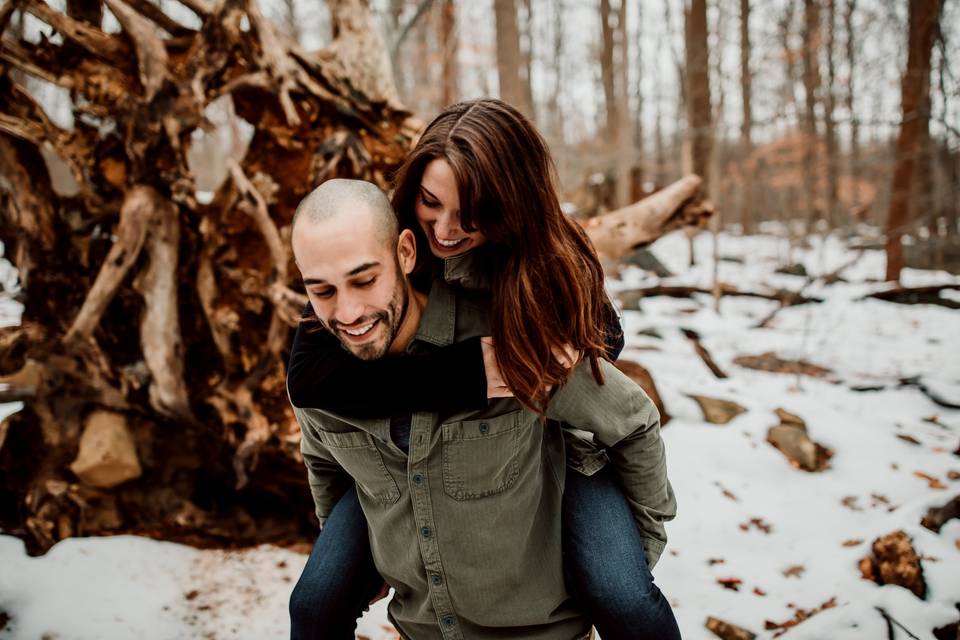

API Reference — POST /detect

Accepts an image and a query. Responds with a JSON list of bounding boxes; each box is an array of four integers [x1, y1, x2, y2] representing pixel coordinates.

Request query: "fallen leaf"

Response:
[[714, 481, 739, 501], [734, 352, 833, 378], [842, 539, 864, 547], [185, 590, 199, 600], [705, 616, 757, 640], [841, 496, 862, 511], [764, 597, 837, 638], [914, 471, 947, 489], [707, 558, 726, 566], [718, 577, 743, 591], [896, 434, 921, 446], [947, 470, 960, 481], [859, 530, 926, 599], [738, 517, 773, 534], [753, 587, 767, 596], [782, 565, 805, 578]]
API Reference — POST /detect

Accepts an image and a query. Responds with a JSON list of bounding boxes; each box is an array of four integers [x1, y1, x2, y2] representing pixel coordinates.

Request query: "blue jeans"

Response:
[[562, 464, 681, 640], [290, 423, 680, 639]]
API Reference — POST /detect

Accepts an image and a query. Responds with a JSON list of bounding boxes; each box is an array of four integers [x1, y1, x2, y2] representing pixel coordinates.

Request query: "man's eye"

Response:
[[356, 278, 376, 288], [313, 289, 334, 298]]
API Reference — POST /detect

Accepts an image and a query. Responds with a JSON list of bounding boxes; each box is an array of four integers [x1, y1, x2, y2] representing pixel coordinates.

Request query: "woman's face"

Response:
[[415, 158, 487, 258]]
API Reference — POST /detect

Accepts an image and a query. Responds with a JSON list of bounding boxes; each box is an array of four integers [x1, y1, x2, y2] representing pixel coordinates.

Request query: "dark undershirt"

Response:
[[285, 297, 625, 419]]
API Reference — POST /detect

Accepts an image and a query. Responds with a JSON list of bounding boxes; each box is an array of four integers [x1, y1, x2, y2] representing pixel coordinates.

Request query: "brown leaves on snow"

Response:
[[764, 597, 838, 638], [858, 530, 927, 599]]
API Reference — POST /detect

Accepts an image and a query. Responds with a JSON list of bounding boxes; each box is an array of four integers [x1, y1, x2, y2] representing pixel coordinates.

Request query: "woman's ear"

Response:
[[397, 228, 417, 275]]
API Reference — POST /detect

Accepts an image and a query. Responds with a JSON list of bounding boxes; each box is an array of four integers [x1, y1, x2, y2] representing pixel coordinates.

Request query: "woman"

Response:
[[288, 99, 679, 640]]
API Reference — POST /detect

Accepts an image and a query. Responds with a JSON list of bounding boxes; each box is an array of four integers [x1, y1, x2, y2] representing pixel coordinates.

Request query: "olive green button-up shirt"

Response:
[[293, 273, 675, 640]]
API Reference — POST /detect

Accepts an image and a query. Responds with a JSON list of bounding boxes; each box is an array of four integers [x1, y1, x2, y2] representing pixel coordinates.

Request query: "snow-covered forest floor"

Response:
[[2, 230, 959, 639]]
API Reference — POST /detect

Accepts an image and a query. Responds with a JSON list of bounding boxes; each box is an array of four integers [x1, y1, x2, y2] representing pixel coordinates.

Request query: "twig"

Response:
[[874, 607, 921, 640]]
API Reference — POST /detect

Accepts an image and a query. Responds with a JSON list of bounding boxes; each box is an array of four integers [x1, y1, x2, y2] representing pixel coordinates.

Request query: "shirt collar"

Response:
[[410, 275, 456, 348], [442, 246, 493, 291]]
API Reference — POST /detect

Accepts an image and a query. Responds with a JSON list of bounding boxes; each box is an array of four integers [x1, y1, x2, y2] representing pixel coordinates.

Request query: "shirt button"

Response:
[[421, 526, 431, 538], [431, 574, 442, 586], [479, 422, 489, 434], [413, 474, 424, 485], [442, 615, 455, 627]]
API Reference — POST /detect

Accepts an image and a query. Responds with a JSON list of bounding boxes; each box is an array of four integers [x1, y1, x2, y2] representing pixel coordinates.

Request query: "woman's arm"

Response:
[[286, 317, 488, 417], [602, 296, 625, 361]]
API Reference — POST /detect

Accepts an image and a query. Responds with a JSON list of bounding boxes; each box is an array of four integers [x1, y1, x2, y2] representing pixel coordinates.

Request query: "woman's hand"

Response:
[[551, 343, 581, 370], [481, 337, 514, 398]]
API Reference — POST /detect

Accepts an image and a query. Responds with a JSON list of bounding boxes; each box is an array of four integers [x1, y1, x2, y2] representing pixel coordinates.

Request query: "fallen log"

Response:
[[618, 285, 822, 311], [864, 284, 960, 309], [580, 175, 714, 260]]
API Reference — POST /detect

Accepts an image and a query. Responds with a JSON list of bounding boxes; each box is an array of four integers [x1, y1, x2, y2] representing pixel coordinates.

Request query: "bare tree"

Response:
[[494, 0, 533, 117], [844, 0, 860, 204], [824, 0, 839, 227], [801, 0, 821, 227], [439, 0, 457, 107], [739, 0, 753, 234], [683, 0, 712, 192], [884, 0, 942, 281], [683, 0, 711, 266]]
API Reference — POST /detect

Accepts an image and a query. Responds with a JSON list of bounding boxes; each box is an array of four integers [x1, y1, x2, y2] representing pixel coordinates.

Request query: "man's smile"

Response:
[[339, 318, 380, 341]]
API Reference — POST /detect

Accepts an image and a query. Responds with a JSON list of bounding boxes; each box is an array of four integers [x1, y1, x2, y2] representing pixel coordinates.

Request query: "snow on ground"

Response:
[[2, 231, 959, 639]]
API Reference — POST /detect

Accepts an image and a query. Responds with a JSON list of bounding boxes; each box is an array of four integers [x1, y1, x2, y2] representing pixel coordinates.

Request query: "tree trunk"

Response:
[[824, 0, 839, 228], [844, 0, 860, 213], [884, 0, 941, 282], [801, 0, 821, 227], [615, 0, 633, 209], [739, 0, 753, 234], [683, 0, 712, 193], [599, 0, 617, 154], [0, 0, 415, 555], [494, 0, 533, 117], [439, 0, 458, 107]]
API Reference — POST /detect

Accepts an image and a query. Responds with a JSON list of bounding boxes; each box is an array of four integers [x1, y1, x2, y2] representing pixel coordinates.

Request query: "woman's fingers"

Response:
[[551, 343, 581, 369], [481, 337, 514, 398]]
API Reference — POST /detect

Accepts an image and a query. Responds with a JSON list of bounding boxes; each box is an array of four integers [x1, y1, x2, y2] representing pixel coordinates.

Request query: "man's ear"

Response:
[[397, 228, 417, 275]]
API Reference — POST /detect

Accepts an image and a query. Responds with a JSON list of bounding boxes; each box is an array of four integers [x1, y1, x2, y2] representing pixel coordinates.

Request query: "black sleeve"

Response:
[[602, 296, 625, 361], [286, 314, 488, 417]]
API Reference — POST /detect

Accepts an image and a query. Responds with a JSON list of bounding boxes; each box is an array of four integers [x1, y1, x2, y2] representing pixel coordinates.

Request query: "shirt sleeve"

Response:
[[546, 359, 676, 570], [286, 316, 488, 417], [293, 407, 353, 529]]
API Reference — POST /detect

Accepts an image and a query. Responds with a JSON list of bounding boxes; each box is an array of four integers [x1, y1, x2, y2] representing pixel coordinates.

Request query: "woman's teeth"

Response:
[[344, 321, 376, 336], [436, 234, 466, 248]]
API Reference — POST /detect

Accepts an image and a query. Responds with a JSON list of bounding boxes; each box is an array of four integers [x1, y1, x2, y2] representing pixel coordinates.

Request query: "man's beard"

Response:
[[330, 276, 408, 361]]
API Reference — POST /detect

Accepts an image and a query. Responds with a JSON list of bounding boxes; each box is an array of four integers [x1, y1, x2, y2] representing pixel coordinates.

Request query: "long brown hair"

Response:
[[391, 99, 610, 413]]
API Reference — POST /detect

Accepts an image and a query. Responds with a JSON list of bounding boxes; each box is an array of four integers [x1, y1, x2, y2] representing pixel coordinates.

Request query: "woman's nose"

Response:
[[435, 210, 461, 239]]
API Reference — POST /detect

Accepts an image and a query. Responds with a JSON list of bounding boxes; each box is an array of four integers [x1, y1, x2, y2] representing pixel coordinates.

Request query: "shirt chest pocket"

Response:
[[441, 410, 523, 501], [318, 428, 400, 505]]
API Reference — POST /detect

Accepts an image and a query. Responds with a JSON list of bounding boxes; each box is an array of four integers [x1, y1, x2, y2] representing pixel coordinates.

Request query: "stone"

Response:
[[69, 411, 142, 489]]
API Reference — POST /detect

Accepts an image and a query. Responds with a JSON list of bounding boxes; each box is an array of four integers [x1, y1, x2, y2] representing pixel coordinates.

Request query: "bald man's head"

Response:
[[292, 179, 398, 248]]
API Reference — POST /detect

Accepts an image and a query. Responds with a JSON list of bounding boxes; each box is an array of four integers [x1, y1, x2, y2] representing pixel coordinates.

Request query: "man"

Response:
[[288, 179, 674, 640]]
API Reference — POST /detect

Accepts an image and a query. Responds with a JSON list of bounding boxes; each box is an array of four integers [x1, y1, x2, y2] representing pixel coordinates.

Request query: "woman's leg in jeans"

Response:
[[562, 464, 681, 640], [289, 484, 385, 640]]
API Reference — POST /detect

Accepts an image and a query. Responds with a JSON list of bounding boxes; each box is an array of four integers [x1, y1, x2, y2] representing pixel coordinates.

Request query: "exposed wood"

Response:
[[920, 495, 960, 533], [64, 186, 155, 342], [618, 284, 822, 310], [681, 328, 728, 379], [0, 0, 413, 555], [581, 175, 713, 259], [102, 0, 168, 101], [864, 284, 960, 309]]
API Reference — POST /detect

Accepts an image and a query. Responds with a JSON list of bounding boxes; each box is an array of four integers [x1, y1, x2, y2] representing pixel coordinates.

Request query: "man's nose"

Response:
[[334, 294, 365, 325]]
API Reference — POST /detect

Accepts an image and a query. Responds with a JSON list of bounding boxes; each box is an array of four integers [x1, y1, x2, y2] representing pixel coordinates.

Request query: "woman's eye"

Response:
[[420, 194, 440, 208]]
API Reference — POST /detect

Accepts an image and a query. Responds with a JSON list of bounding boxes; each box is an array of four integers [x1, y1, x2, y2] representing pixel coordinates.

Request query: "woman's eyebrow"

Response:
[[420, 186, 439, 200]]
